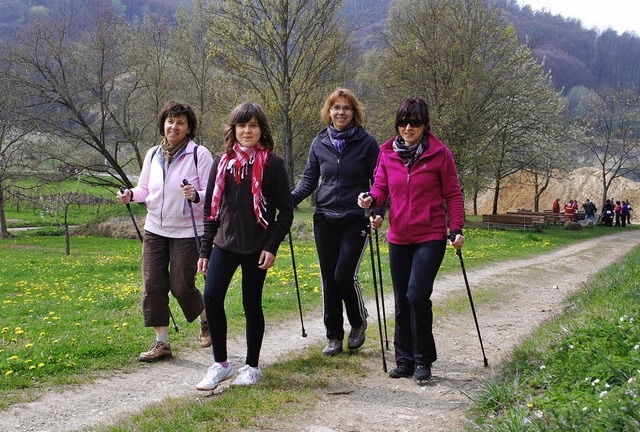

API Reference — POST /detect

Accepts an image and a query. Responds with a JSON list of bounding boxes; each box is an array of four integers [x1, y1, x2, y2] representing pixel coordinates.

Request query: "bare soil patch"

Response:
[[3, 230, 640, 432]]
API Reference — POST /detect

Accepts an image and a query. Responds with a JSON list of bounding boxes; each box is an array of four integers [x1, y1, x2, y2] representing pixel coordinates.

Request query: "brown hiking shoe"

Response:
[[139, 340, 172, 362], [200, 322, 212, 348]]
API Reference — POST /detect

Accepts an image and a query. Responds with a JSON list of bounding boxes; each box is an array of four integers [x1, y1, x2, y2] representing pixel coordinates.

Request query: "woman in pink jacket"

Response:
[[358, 96, 464, 383], [117, 100, 214, 362]]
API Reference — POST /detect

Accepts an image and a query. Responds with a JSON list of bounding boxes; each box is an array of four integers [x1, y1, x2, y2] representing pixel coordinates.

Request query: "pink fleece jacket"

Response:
[[369, 132, 464, 245], [131, 140, 214, 238]]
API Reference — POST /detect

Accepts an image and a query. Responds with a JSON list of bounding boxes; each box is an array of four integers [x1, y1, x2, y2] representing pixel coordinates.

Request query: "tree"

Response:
[[360, 0, 571, 213], [576, 86, 640, 210], [0, 46, 43, 238], [204, 0, 352, 187], [8, 3, 152, 189]]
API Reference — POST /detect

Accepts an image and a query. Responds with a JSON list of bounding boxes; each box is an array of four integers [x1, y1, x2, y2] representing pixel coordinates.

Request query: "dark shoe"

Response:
[[389, 364, 414, 379], [413, 365, 432, 382], [200, 321, 212, 348], [347, 320, 367, 350], [322, 338, 343, 356], [139, 340, 172, 362]]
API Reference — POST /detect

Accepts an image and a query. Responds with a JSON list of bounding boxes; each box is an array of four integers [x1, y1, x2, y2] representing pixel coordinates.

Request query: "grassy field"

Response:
[[2, 197, 639, 428]]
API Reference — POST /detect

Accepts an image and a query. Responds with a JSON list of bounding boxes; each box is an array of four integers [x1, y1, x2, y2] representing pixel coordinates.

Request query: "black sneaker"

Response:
[[413, 365, 432, 382], [322, 338, 343, 356], [388, 364, 413, 378]]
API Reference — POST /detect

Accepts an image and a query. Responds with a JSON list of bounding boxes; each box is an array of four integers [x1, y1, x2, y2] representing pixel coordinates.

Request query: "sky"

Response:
[[518, 0, 640, 35]]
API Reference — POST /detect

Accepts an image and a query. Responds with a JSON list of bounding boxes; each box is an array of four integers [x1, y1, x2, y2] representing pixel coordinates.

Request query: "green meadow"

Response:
[[2, 190, 639, 429]]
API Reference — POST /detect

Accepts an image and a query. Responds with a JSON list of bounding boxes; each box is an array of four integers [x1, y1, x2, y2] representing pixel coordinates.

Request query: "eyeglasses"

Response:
[[398, 119, 423, 128], [330, 105, 352, 113]]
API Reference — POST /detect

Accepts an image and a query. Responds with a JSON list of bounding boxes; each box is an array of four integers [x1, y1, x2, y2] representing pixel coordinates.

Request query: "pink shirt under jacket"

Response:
[[369, 131, 464, 245]]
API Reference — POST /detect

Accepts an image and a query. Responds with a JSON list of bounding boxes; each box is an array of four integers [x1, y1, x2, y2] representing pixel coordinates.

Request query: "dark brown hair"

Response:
[[320, 88, 365, 126], [223, 102, 274, 155], [157, 100, 198, 139], [394, 96, 431, 134]]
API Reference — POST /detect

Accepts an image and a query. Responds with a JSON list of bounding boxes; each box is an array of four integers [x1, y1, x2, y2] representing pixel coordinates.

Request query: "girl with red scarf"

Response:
[[195, 103, 293, 390]]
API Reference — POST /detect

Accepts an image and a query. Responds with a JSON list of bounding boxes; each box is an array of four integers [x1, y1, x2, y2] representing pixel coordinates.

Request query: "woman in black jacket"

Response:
[[195, 102, 293, 390], [292, 88, 382, 356]]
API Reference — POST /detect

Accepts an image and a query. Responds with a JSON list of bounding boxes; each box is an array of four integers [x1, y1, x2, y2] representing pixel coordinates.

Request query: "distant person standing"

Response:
[[551, 198, 561, 213], [626, 200, 632, 224], [564, 199, 575, 222], [602, 199, 615, 227], [615, 200, 623, 227], [582, 199, 597, 224]]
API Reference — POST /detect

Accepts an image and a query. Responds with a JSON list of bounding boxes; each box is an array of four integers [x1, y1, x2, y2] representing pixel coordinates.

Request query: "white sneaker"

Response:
[[195, 362, 233, 391], [230, 365, 262, 386]]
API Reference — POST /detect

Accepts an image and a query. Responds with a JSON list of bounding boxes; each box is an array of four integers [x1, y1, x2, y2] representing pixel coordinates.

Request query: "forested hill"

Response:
[[1, 0, 639, 93]]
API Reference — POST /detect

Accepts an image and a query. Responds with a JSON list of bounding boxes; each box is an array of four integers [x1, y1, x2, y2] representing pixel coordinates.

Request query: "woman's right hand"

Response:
[[358, 192, 373, 209], [197, 257, 209, 276], [117, 188, 131, 204]]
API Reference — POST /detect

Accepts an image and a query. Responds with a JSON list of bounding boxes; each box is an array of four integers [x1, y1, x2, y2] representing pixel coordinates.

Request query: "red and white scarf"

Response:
[[209, 142, 270, 228]]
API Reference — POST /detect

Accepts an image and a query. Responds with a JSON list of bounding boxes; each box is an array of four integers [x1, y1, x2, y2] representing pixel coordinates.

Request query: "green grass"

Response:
[[469, 247, 640, 431], [5, 176, 127, 227], [1, 205, 638, 425]]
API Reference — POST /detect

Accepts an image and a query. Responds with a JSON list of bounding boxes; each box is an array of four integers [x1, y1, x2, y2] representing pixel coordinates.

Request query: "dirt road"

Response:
[[3, 230, 640, 432]]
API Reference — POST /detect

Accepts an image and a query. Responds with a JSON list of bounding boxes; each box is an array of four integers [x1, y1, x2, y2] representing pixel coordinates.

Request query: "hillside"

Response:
[[472, 167, 640, 215]]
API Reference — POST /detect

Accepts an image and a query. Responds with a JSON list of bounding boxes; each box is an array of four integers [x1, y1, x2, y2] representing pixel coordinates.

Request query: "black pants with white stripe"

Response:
[[313, 213, 369, 341]]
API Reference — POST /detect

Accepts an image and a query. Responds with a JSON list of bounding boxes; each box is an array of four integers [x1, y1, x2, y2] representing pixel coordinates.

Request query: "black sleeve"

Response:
[[264, 158, 294, 255], [200, 156, 220, 259]]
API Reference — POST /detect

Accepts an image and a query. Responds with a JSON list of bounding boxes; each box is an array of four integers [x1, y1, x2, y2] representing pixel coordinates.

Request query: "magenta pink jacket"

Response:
[[369, 132, 464, 245]]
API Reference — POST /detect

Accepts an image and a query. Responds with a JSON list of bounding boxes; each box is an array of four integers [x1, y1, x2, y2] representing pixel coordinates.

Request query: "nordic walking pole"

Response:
[[449, 234, 488, 367], [288, 230, 307, 338], [120, 187, 179, 333], [182, 179, 202, 255], [374, 229, 389, 350], [120, 187, 142, 242], [363, 193, 387, 372]]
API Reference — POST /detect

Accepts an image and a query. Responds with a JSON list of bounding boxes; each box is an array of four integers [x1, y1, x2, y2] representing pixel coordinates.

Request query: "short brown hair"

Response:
[[157, 100, 197, 139], [394, 96, 431, 134], [320, 88, 365, 126]]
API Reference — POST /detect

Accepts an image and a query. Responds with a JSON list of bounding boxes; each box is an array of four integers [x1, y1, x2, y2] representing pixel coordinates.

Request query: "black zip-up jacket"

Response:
[[292, 125, 383, 217], [200, 153, 294, 258]]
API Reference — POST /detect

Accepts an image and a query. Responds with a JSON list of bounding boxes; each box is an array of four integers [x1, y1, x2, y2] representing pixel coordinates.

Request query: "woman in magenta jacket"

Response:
[[358, 96, 464, 383]]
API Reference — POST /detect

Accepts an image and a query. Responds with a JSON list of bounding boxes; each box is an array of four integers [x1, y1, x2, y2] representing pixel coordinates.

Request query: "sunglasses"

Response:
[[398, 119, 422, 128]]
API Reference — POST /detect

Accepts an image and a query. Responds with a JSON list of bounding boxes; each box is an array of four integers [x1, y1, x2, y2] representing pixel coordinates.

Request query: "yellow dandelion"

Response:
[[38, 363, 45, 368], [9, 355, 18, 361], [24, 343, 33, 348], [52, 339, 59, 344], [29, 365, 36, 370], [1, 327, 8, 333], [5, 370, 13, 376]]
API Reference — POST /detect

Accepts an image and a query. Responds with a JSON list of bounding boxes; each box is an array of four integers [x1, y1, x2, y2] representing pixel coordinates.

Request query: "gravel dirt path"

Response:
[[3, 230, 640, 432]]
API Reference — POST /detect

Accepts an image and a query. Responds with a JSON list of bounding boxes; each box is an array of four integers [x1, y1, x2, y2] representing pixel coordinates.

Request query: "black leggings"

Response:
[[203, 247, 267, 367], [388, 240, 446, 368]]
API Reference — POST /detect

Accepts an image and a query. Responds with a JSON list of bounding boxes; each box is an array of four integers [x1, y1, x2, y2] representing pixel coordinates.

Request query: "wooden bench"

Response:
[[508, 210, 563, 225], [482, 213, 546, 230]]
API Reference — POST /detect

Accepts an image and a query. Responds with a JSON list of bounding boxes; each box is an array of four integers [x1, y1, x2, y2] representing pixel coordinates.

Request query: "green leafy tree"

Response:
[[204, 0, 352, 186]]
